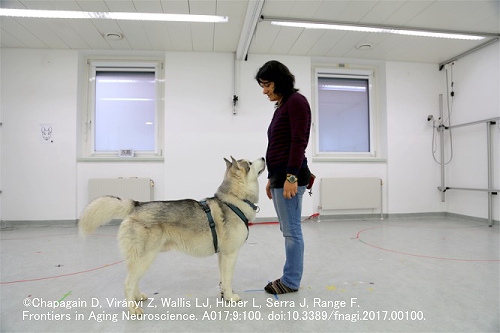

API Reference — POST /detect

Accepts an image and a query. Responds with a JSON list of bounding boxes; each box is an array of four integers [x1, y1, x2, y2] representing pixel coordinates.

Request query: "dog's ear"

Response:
[[224, 157, 232, 169], [225, 156, 242, 171], [230, 156, 251, 173], [230, 156, 239, 169]]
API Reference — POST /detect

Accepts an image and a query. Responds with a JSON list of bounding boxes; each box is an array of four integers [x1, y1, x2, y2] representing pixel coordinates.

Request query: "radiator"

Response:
[[88, 178, 154, 202], [320, 177, 382, 212]]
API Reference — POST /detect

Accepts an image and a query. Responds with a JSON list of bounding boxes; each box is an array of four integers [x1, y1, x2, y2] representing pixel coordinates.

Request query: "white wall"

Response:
[[1, 44, 498, 222], [1, 49, 78, 221], [443, 42, 500, 220], [385, 61, 446, 214]]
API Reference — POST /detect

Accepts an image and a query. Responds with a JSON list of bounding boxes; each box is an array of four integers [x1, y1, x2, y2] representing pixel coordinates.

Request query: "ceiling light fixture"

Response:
[[356, 43, 373, 50], [266, 18, 488, 41], [0, 8, 228, 23], [104, 32, 123, 41]]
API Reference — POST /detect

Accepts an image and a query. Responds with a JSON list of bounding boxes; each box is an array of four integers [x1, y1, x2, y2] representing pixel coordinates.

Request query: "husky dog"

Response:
[[79, 157, 265, 315]]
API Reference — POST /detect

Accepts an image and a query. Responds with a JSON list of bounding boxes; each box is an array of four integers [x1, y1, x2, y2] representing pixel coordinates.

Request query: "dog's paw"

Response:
[[128, 306, 144, 316], [136, 293, 148, 301], [225, 293, 241, 303]]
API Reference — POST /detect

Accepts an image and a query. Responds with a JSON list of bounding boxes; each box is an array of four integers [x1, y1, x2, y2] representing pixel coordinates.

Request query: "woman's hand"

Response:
[[283, 180, 298, 199], [266, 179, 273, 199]]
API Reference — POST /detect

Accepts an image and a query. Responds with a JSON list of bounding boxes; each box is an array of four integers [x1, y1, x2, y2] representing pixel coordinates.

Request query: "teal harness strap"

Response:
[[198, 200, 218, 253], [223, 203, 249, 230], [199, 197, 258, 252]]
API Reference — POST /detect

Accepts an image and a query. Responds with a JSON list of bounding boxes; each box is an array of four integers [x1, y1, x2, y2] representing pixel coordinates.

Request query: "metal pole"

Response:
[[487, 122, 493, 227], [380, 179, 383, 220], [447, 117, 500, 129], [439, 94, 445, 202], [439, 38, 499, 69], [445, 187, 500, 193]]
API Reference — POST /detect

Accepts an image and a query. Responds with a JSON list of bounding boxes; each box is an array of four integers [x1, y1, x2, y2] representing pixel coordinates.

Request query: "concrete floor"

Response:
[[1, 216, 498, 333]]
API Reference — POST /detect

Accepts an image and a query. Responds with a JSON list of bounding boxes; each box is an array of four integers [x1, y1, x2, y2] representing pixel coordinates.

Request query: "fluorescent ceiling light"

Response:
[[98, 79, 155, 83], [99, 98, 154, 101], [271, 21, 485, 41], [0, 8, 228, 23], [319, 84, 366, 92]]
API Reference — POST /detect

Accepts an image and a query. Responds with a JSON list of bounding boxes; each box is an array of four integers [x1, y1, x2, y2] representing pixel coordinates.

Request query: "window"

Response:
[[313, 67, 377, 160], [82, 60, 164, 160]]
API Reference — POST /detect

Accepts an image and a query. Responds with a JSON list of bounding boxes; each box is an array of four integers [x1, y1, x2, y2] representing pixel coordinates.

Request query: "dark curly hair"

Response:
[[255, 60, 299, 101]]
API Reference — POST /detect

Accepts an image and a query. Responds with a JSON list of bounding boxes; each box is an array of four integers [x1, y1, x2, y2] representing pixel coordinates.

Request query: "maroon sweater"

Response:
[[266, 92, 311, 182]]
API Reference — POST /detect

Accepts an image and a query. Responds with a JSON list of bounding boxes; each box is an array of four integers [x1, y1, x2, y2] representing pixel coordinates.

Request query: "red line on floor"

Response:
[[1, 260, 124, 285], [356, 226, 500, 262]]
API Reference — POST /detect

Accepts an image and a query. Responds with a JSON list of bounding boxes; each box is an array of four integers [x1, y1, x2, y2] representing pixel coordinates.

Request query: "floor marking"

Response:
[[1, 260, 124, 285], [356, 225, 500, 262], [57, 291, 71, 303]]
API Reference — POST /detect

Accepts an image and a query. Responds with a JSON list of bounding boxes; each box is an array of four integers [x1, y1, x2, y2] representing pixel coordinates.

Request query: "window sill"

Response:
[[77, 157, 164, 163], [312, 156, 387, 163]]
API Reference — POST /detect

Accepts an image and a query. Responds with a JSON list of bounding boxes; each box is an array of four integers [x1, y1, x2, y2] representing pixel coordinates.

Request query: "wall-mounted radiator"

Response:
[[88, 178, 154, 202], [320, 177, 383, 218]]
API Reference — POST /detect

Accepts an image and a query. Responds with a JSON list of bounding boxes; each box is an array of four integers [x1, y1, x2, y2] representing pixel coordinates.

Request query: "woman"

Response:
[[255, 60, 312, 294]]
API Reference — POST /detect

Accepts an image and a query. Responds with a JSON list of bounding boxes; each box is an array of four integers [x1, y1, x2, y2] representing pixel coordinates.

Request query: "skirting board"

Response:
[[1, 213, 498, 229], [244, 212, 499, 225], [1, 219, 78, 228]]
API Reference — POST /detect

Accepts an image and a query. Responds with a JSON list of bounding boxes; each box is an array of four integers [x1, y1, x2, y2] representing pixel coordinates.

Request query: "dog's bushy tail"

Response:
[[78, 196, 135, 236]]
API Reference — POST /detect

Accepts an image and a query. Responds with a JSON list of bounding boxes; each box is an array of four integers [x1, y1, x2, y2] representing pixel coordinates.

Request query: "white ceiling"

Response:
[[1, 0, 499, 64]]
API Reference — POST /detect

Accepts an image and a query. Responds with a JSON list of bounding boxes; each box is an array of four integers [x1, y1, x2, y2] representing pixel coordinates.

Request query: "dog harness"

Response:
[[198, 198, 258, 253], [198, 200, 218, 253], [222, 200, 258, 228]]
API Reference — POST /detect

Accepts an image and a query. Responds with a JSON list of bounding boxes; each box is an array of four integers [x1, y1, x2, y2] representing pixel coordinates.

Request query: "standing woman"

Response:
[[255, 60, 312, 294]]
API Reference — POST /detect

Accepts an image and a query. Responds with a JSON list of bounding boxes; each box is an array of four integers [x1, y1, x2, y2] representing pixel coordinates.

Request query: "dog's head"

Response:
[[218, 156, 265, 203]]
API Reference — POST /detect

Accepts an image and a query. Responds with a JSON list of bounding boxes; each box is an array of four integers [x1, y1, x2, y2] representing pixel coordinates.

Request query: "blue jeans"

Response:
[[271, 185, 306, 290]]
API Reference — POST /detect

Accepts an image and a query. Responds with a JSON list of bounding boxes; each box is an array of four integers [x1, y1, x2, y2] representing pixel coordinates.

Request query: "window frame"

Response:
[[312, 66, 379, 162], [81, 59, 164, 161]]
